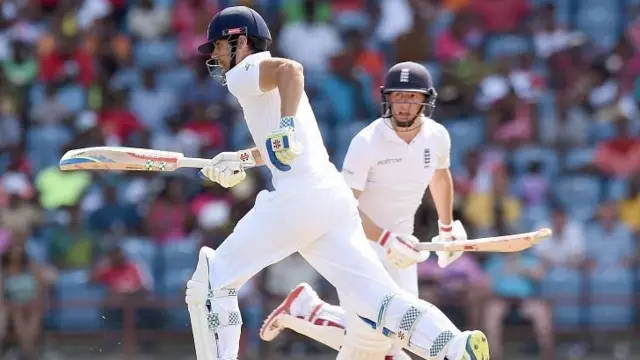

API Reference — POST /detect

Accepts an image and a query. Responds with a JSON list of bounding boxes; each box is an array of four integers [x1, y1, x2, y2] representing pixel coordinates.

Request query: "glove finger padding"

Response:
[[200, 166, 246, 188]]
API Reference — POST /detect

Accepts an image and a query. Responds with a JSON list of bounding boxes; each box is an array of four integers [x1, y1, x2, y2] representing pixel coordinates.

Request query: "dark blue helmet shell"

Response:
[[197, 6, 272, 55], [380, 62, 437, 119]]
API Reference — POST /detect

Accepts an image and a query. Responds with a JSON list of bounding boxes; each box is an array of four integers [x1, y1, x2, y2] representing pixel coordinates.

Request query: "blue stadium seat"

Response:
[[29, 84, 87, 114], [26, 238, 48, 264], [485, 35, 532, 59], [576, 0, 621, 51], [160, 267, 192, 329], [55, 270, 106, 330], [537, 91, 558, 144], [521, 204, 550, 229], [424, 62, 441, 87], [26, 124, 72, 172], [157, 66, 196, 93], [564, 147, 595, 171], [121, 237, 157, 278], [511, 146, 560, 178], [134, 39, 178, 69], [553, 175, 601, 221], [590, 120, 618, 143], [160, 238, 198, 270], [444, 117, 484, 174], [606, 178, 628, 201], [587, 270, 634, 328], [540, 268, 583, 328]]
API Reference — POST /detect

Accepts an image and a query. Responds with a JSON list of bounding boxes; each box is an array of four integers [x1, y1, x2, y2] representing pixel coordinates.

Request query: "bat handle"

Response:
[[178, 157, 212, 169]]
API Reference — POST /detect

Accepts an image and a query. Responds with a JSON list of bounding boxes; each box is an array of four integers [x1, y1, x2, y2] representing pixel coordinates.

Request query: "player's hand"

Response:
[[265, 116, 303, 172], [432, 220, 467, 268], [198, 150, 256, 188], [378, 231, 430, 269]]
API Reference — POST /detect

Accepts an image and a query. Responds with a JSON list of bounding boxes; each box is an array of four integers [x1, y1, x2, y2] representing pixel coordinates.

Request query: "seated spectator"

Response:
[[144, 177, 191, 245], [89, 184, 141, 235], [464, 166, 522, 236], [151, 113, 201, 158], [129, 68, 178, 132], [533, 3, 584, 60], [483, 252, 555, 360], [278, 0, 342, 74], [593, 115, 640, 179], [2, 40, 38, 89], [1, 243, 56, 360], [471, 0, 531, 35], [183, 104, 226, 152], [435, 12, 471, 63], [177, 9, 209, 62], [39, 36, 95, 87], [127, 0, 170, 41], [0, 182, 41, 237], [584, 202, 635, 271], [617, 176, 640, 233], [395, 2, 433, 64], [172, 0, 217, 34], [98, 90, 143, 146], [487, 86, 536, 146], [91, 246, 162, 348], [343, 29, 385, 101], [533, 205, 585, 270], [49, 204, 101, 270], [417, 254, 490, 329], [29, 83, 73, 125], [518, 161, 549, 207]]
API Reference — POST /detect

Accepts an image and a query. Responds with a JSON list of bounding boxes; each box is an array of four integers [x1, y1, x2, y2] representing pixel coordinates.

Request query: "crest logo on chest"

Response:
[[423, 148, 431, 168]]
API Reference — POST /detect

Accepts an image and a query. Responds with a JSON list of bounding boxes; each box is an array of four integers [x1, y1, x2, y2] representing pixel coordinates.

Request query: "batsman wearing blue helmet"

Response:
[[185, 6, 489, 360], [260, 62, 476, 360]]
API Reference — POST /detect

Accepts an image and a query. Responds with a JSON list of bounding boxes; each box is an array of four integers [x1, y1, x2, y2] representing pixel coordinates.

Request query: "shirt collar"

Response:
[[226, 51, 271, 78], [381, 115, 433, 144]]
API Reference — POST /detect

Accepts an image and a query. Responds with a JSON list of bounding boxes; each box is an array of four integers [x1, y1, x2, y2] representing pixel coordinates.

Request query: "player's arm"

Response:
[[429, 169, 454, 225], [350, 189, 384, 241], [429, 127, 467, 268], [258, 57, 304, 117]]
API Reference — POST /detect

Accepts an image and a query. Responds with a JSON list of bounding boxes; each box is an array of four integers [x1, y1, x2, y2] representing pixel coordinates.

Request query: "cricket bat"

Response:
[[416, 228, 552, 253], [59, 146, 227, 172]]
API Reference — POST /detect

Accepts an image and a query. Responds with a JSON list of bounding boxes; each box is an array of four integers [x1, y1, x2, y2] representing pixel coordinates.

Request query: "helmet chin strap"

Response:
[[391, 105, 425, 132]]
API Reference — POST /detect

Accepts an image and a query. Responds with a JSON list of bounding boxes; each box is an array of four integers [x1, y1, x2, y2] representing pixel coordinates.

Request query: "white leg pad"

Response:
[[186, 247, 243, 360], [335, 311, 392, 360], [357, 293, 463, 360]]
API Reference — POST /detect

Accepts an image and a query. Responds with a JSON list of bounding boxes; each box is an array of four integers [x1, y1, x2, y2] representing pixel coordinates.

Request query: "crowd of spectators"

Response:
[[0, 0, 639, 359]]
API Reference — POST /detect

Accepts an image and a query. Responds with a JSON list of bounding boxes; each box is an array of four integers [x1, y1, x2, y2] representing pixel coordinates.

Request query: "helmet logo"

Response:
[[399, 68, 410, 83]]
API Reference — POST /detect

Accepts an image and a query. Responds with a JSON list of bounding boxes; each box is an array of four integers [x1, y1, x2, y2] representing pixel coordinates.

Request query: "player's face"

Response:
[[211, 40, 232, 71], [389, 91, 425, 123]]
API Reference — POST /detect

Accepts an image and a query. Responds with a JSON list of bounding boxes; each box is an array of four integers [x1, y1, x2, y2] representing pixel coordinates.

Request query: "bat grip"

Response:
[[177, 157, 212, 169]]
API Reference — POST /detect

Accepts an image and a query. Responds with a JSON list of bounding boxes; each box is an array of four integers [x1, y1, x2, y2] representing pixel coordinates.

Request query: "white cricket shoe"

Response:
[[259, 282, 322, 341]]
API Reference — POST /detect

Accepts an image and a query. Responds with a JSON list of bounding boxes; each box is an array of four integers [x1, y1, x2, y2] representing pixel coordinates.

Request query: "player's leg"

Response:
[[186, 190, 329, 360], [382, 262, 418, 359], [300, 214, 489, 360]]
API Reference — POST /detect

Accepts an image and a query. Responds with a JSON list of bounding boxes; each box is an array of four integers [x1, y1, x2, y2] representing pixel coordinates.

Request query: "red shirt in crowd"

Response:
[[98, 109, 144, 144], [39, 49, 95, 87], [594, 137, 640, 178], [95, 262, 147, 294], [471, 0, 531, 33]]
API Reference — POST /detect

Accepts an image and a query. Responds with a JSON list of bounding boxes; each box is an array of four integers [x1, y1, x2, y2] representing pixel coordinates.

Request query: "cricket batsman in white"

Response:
[[187, 6, 489, 360], [259, 62, 471, 359]]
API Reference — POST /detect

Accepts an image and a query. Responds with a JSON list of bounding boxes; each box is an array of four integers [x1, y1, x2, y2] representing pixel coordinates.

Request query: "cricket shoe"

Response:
[[460, 330, 490, 360], [259, 282, 325, 341]]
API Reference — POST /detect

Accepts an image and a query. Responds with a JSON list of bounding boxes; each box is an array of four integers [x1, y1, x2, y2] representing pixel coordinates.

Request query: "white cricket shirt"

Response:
[[225, 52, 342, 190], [341, 117, 451, 235]]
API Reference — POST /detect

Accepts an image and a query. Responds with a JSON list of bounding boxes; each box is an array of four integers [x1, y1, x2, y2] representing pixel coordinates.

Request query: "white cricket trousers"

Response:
[[200, 180, 464, 360]]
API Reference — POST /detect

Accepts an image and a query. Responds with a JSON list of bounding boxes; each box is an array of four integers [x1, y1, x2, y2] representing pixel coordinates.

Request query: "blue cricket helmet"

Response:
[[197, 6, 272, 55], [381, 61, 438, 123]]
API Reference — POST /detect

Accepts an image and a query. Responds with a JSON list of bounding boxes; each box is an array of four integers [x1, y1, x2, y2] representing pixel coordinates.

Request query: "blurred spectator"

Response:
[[470, 0, 531, 35], [183, 104, 226, 152], [89, 184, 141, 234], [417, 254, 490, 329], [1, 243, 56, 360], [0, 99, 21, 153], [483, 252, 555, 360], [486, 86, 536, 146], [617, 176, 640, 233], [98, 90, 143, 146], [278, 0, 342, 74], [91, 246, 162, 341], [129, 68, 178, 131], [172, 0, 218, 34], [0, 180, 41, 236], [518, 161, 549, 207], [39, 36, 95, 87], [2, 40, 38, 88], [343, 28, 385, 100], [533, 205, 585, 270], [29, 83, 73, 125], [533, 3, 584, 60], [176, 9, 210, 62], [394, 0, 433, 64], [34, 166, 92, 209], [183, 61, 227, 106], [435, 12, 472, 63], [464, 166, 522, 236], [593, 115, 640, 179], [151, 113, 201, 157], [144, 178, 192, 244], [373, 0, 413, 46], [49, 204, 100, 270], [584, 202, 635, 271], [128, 0, 171, 40]]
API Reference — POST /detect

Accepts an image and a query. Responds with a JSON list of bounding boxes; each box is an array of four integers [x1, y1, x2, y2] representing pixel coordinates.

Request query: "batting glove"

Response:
[[432, 220, 467, 268], [265, 116, 303, 172], [199, 149, 256, 188], [378, 230, 430, 269]]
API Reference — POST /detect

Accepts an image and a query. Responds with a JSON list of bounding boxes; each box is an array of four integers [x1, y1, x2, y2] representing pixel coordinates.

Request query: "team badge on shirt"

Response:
[[423, 148, 431, 168]]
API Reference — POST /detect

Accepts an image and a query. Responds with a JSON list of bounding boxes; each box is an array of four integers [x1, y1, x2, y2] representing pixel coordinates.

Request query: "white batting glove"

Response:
[[378, 230, 430, 269], [432, 220, 467, 268], [199, 149, 256, 188], [265, 116, 303, 171]]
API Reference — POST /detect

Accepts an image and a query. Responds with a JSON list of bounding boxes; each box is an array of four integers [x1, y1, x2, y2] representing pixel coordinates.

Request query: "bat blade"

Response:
[[416, 228, 552, 253], [59, 146, 185, 172]]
